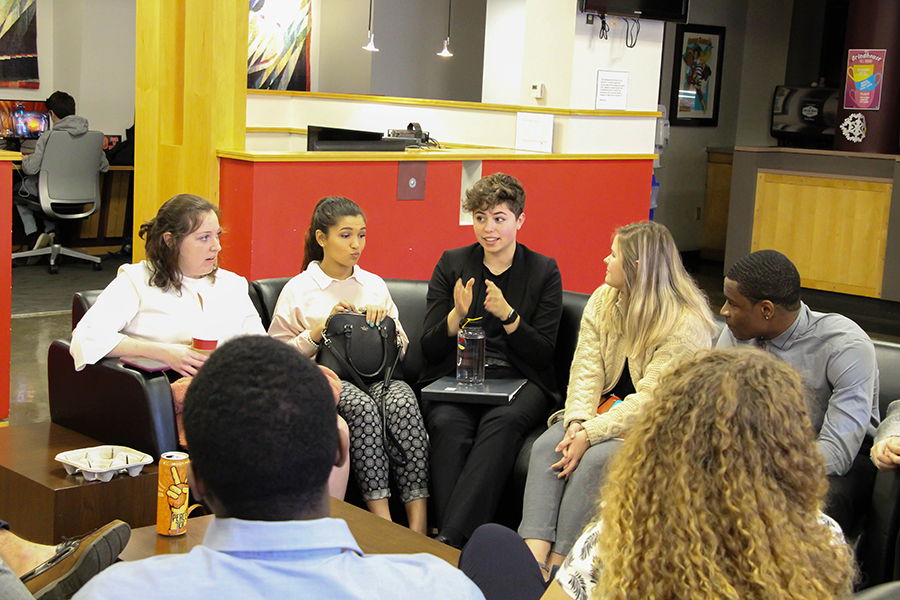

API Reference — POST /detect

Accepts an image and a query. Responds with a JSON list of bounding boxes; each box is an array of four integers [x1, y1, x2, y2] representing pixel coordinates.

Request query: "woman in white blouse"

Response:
[[268, 196, 429, 534], [460, 349, 856, 600], [71, 194, 265, 374], [70, 194, 350, 499]]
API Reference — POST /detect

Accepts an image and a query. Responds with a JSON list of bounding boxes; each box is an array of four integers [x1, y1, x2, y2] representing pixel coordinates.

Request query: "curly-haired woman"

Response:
[[461, 349, 856, 600]]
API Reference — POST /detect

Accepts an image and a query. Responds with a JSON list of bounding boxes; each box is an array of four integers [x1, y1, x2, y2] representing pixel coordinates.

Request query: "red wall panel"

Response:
[[1, 162, 12, 418], [218, 158, 652, 294]]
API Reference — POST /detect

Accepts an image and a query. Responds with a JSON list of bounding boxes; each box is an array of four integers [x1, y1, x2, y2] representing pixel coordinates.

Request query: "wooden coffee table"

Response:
[[0, 423, 158, 544], [121, 497, 461, 566]]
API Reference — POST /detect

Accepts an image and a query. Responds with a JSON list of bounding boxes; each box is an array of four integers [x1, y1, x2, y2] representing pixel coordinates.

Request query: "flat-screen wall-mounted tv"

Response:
[[580, 0, 689, 22]]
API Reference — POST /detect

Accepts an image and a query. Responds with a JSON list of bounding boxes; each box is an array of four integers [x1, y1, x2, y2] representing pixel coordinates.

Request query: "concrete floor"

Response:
[[9, 312, 70, 425]]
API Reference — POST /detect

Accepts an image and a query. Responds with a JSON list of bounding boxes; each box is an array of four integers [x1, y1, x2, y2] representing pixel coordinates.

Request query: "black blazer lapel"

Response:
[[503, 243, 529, 316]]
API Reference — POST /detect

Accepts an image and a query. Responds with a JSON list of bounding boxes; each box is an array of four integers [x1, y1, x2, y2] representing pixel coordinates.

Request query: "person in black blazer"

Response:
[[420, 172, 563, 548]]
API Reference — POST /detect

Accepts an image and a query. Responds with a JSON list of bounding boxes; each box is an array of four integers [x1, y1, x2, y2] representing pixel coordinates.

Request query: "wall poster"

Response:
[[0, 0, 39, 89], [669, 24, 725, 127], [844, 49, 886, 111], [248, 0, 311, 91]]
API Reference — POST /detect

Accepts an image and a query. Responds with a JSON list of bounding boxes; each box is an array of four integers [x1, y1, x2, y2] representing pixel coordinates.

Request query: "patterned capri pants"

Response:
[[338, 379, 430, 503]]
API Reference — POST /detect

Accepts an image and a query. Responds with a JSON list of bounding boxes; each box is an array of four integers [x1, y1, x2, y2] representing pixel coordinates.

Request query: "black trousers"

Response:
[[423, 380, 550, 539], [824, 437, 876, 534]]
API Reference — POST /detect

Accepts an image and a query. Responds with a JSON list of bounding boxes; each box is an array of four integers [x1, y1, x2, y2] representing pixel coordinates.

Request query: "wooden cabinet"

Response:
[[701, 148, 733, 261]]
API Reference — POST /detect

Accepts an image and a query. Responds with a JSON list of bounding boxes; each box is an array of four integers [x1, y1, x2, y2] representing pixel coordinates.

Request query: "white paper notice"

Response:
[[515, 112, 554, 153], [595, 70, 628, 110]]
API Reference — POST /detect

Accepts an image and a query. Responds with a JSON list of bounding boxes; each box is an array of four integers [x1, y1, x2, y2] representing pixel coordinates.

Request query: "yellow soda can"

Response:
[[157, 451, 190, 536]]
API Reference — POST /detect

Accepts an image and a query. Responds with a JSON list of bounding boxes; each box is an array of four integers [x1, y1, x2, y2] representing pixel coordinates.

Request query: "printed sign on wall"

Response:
[[844, 49, 886, 111]]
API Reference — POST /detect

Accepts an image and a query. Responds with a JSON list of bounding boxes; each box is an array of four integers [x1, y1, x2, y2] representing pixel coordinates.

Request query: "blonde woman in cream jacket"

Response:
[[518, 221, 717, 578]]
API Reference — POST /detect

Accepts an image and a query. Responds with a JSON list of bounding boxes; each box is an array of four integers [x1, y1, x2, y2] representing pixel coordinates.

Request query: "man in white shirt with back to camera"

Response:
[[73, 335, 484, 600]]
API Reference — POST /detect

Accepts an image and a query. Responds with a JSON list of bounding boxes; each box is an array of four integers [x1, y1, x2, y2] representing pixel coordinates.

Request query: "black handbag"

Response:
[[317, 312, 401, 385], [317, 312, 408, 465]]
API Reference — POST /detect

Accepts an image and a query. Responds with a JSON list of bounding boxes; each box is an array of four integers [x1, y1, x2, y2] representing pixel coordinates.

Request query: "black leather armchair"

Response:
[[48, 283, 265, 459], [48, 292, 179, 458]]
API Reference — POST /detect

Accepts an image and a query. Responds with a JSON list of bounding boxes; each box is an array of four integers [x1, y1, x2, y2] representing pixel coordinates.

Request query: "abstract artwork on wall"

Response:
[[0, 0, 39, 89], [248, 0, 311, 91]]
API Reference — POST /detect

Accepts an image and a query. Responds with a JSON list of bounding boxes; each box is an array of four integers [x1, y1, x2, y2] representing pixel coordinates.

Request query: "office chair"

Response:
[[12, 130, 105, 273]]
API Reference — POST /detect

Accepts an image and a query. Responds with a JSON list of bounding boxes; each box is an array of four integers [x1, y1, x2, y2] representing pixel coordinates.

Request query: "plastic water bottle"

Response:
[[457, 326, 486, 384]]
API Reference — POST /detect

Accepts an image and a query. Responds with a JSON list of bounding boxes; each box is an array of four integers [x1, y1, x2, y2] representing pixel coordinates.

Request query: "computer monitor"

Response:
[[0, 100, 51, 140], [307, 125, 414, 152]]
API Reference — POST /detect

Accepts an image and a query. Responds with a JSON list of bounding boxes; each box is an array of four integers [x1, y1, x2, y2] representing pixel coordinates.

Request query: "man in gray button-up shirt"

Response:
[[716, 250, 879, 532]]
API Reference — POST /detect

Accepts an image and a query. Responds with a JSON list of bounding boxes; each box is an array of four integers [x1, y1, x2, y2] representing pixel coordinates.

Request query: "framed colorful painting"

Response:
[[669, 24, 725, 127], [248, 0, 311, 91]]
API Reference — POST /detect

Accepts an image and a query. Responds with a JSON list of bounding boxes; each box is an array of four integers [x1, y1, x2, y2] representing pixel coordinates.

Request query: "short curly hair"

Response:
[[726, 249, 801, 311], [183, 336, 338, 517], [462, 172, 525, 217]]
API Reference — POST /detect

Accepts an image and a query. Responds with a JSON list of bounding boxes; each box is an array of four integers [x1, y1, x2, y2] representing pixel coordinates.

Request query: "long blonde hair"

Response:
[[593, 349, 856, 600], [611, 221, 716, 354]]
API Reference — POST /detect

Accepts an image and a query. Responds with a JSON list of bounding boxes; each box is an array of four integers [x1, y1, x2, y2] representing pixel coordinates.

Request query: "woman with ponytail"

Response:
[[268, 196, 430, 533], [518, 221, 717, 576]]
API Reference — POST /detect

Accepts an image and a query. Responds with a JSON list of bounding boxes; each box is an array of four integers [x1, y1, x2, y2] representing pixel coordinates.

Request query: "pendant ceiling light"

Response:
[[437, 0, 453, 57], [363, 0, 379, 52]]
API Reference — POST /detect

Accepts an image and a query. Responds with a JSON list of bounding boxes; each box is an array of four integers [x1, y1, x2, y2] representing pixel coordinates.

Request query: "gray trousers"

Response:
[[0, 557, 32, 600], [518, 420, 622, 555]]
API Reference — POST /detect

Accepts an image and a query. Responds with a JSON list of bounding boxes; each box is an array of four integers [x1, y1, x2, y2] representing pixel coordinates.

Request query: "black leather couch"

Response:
[[48, 278, 589, 529], [47, 280, 900, 585], [251, 277, 591, 527]]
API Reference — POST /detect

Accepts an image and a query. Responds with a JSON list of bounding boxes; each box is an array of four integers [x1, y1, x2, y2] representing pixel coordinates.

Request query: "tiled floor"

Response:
[[4, 259, 899, 427]]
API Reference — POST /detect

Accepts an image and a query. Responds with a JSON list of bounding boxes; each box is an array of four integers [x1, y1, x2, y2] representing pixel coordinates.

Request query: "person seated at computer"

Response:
[[717, 249, 880, 533], [267, 196, 430, 534], [16, 91, 109, 253], [419, 172, 563, 549], [73, 336, 486, 600], [458, 350, 855, 600], [518, 221, 716, 577], [0, 518, 128, 600]]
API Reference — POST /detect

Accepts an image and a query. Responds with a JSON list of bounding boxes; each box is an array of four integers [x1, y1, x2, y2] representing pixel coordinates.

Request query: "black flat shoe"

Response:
[[434, 530, 466, 550]]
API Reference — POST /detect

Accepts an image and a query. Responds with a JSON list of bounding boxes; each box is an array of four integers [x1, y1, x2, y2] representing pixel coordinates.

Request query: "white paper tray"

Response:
[[55, 445, 153, 483]]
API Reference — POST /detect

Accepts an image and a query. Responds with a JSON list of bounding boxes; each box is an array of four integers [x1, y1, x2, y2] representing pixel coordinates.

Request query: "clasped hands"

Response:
[[872, 436, 900, 471], [552, 421, 591, 480]]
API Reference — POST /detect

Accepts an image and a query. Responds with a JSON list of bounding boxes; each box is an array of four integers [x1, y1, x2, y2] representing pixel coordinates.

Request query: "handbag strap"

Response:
[[344, 321, 391, 379], [323, 321, 410, 468], [322, 332, 371, 394], [377, 344, 410, 468]]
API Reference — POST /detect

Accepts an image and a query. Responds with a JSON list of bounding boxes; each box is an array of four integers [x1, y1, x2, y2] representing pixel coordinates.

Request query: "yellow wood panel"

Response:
[[80, 208, 100, 239], [104, 171, 131, 237], [701, 160, 732, 259], [751, 172, 891, 298], [135, 0, 247, 262], [218, 149, 658, 163]]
